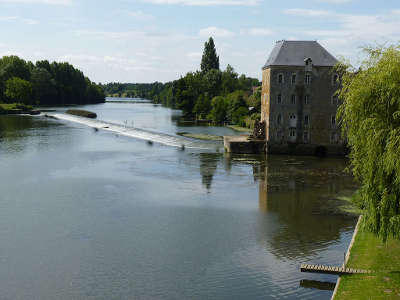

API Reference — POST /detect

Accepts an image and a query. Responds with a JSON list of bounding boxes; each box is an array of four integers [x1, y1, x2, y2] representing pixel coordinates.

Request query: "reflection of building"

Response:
[[256, 158, 356, 259], [261, 40, 346, 156]]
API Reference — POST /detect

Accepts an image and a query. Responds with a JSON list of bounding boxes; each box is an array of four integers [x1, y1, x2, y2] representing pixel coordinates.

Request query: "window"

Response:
[[277, 94, 282, 104], [291, 74, 296, 84], [278, 73, 284, 84], [305, 74, 311, 85], [289, 128, 296, 137], [303, 131, 309, 142], [332, 74, 339, 85], [331, 132, 338, 143], [332, 94, 339, 105], [331, 115, 336, 126], [304, 115, 310, 126], [289, 114, 296, 120], [277, 114, 282, 125], [291, 94, 296, 104], [304, 95, 310, 104], [263, 93, 268, 105]]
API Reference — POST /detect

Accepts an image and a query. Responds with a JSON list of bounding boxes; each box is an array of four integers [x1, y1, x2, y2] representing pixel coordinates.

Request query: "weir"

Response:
[[51, 113, 211, 149]]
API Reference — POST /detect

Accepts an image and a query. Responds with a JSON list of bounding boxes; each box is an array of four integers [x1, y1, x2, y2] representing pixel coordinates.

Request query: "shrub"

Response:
[[66, 109, 97, 119]]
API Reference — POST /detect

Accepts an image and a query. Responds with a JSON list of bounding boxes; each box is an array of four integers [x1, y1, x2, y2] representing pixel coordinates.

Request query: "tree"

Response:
[[221, 64, 238, 95], [203, 69, 222, 98], [31, 67, 57, 104], [0, 56, 31, 101], [5, 77, 33, 104], [337, 44, 400, 241], [193, 94, 211, 119], [200, 37, 219, 73], [208, 96, 229, 123]]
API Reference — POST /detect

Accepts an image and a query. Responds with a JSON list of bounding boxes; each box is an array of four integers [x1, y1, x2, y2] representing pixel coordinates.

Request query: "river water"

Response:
[[0, 99, 357, 299]]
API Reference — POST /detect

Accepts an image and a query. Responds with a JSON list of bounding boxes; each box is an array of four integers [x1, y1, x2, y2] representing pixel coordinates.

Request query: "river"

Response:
[[0, 98, 357, 299]]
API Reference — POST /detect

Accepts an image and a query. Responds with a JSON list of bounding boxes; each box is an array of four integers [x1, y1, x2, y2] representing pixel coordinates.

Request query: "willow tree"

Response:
[[338, 45, 400, 241], [200, 37, 219, 73]]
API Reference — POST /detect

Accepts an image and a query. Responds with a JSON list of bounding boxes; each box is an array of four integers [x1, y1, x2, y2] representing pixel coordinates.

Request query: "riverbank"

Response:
[[176, 132, 223, 141], [227, 124, 252, 132], [0, 103, 39, 115], [334, 220, 400, 299]]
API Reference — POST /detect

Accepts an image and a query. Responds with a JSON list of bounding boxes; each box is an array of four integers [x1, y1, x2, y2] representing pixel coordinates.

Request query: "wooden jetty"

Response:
[[300, 264, 372, 275]]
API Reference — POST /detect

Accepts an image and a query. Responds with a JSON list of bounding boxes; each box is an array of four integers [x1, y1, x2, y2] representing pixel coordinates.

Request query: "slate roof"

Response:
[[262, 40, 338, 69]]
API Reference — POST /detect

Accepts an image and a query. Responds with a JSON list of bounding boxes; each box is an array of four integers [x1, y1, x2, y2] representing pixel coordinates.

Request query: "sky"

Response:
[[0, 0, 399, 83]]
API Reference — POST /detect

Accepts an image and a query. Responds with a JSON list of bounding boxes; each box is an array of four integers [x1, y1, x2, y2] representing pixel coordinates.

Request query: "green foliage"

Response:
[[66, 109, 97, 119], [200, 37, 219, 73], [0, 56, 104, 105], [5, 77, 33, 104], [208, 96, 229, 123], [102, 38, 260, 127], [221, 64, 238, 94], [193, 94, 211, 119], [337, 44, 400, 241], [31, 67, 57, 103]]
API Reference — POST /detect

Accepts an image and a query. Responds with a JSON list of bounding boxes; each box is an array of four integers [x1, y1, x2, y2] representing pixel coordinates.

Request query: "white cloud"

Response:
[[126, 10, 154, 21], [187, 52, 202, 58], [284, 8, 331, 17], [199, 26, 234, 38], [285, 9, 400, 65], [0, 15, 39, 24], [75, 30, 146, 40], [246, 27, 274, 36], [316, 0, 352, 3], [141, 0, 261, 6], [0, 0, 71, 4], [59, 54, 157, 72]]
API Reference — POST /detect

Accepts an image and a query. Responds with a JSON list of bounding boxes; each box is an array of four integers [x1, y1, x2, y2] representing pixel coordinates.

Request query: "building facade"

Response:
[[261, 40, 346, 156]]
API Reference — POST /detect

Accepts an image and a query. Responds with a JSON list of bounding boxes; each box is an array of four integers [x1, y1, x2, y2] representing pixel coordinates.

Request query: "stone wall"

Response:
[[261, 64, 344, 155]]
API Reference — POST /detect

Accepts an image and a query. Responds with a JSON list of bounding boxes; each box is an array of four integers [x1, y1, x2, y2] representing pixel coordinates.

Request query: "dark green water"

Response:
[[0, 99, 357, 299]]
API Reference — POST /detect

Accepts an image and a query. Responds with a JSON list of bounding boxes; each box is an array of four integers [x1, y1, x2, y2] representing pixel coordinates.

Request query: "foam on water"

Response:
[[52, 113, 212, 149]]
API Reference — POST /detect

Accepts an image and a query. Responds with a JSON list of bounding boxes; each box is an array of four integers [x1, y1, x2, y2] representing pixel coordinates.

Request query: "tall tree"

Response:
[[338, 44, 400, 241], [200, 37, 220, 73]]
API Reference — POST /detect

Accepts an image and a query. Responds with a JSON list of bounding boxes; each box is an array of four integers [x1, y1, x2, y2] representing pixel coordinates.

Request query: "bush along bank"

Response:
[[66, 109, 97, 119], [0, 103, 40, 115]]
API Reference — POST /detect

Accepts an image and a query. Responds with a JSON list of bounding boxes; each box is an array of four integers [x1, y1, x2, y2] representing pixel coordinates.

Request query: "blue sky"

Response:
[[0, 0, 399, 83]]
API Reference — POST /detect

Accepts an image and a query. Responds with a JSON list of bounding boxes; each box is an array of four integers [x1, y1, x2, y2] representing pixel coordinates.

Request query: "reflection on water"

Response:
[[0, 103, 359, 300], [300, 280, 336, 291], [0, 115, 63, 154], [257, 156, 357, 260], [199, 153, 219, 191]]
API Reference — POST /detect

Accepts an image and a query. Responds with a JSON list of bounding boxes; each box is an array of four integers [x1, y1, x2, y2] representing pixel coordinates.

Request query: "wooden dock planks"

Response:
[[300, 264, 372, 275]]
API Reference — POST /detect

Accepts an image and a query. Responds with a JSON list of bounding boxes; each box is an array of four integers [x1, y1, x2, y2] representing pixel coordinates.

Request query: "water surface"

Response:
[[0, 99, 357, 299]]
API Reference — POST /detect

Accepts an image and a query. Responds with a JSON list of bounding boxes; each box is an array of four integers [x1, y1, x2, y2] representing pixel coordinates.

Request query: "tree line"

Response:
[[102, 37, 261, 127], [0, 56, 105, 106]]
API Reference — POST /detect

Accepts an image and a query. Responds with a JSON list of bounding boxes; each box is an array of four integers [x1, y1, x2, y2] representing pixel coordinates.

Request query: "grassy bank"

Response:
[[176, 132, 223, 141], [66, 109, 97, 119], [0, 103, 34, 114], [334, 224, 400, 299], [227, 124, 252, 133]]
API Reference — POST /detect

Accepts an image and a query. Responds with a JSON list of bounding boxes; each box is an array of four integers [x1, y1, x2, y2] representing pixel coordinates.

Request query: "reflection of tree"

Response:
[[256, 157, 358, 260], [199, 153, 220, 191], [0, 115, 60, 153]]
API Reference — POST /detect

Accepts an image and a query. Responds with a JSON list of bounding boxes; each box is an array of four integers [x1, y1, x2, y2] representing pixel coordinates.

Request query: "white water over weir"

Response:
[[52, 113, 211, 149]]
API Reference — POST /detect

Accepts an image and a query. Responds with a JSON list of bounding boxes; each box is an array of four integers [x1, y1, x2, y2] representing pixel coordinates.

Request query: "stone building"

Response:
[[261, 40, 346, 156]]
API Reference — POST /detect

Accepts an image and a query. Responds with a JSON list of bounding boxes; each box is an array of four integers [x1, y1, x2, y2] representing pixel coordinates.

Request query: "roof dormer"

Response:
[[304, 57, 313, 72]]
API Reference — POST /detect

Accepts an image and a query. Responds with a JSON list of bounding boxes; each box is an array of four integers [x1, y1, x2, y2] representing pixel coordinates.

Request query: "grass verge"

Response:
[[0, 103, 33, 113], [176, 132, 223, 141], [334, 224, 400, 299], [227, 125, 252, 132]]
